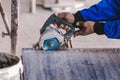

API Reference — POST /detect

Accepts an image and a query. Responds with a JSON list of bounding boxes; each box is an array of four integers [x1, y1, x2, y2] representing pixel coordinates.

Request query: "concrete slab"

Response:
[[22, 48, 120, 80]]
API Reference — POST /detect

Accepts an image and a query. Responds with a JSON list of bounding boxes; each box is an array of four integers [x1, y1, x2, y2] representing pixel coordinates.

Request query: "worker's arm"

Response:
[[57, 0, 120, 39], [75, 0, 120, 21], [57, 13, 120, 39], [75, 20, 120, 39], [103, 20, 120, 39]]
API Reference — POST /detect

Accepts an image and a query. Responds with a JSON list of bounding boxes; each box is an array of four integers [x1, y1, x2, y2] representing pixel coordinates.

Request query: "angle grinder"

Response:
[[33, 13, 75, 50]]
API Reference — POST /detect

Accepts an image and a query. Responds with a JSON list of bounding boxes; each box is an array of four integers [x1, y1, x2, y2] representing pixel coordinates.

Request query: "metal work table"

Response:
[[22, 48, 120, 80]]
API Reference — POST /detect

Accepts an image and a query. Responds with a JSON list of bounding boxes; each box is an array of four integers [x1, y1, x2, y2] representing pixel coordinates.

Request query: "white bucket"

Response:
[[0, 56, 23, 80]]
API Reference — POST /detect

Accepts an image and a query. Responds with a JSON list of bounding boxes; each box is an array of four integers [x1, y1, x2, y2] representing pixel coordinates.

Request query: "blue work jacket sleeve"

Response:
[[79, 0, 120, 21], [104, 20, 120, 39], [77, 0, 120, 39]]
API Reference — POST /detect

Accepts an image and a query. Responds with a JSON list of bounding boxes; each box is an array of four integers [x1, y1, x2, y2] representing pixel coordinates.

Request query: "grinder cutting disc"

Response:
[[39, 25, 65, 50], [44, 38, 59, 50]]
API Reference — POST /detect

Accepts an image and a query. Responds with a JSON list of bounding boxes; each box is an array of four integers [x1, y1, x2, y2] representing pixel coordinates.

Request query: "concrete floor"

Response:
[[0, 0, 120, 56]]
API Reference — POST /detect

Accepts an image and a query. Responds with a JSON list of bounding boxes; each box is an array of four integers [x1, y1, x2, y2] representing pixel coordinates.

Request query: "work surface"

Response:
[[22, 48, 120, 80]]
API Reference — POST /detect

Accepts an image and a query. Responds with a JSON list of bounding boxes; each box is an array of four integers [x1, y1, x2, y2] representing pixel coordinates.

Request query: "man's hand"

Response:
[[56, 12, 75, 23], [56, 12, 95, 37], [74, 21, 95, 37], [56, 12, 75, 31]]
